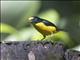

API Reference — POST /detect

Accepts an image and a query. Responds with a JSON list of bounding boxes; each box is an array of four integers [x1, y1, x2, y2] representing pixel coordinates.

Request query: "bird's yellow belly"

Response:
[[35, 22, 57, 36]]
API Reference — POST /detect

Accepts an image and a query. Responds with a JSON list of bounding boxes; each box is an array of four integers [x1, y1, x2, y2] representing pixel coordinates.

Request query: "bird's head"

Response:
[[29, 16, 43, 24]]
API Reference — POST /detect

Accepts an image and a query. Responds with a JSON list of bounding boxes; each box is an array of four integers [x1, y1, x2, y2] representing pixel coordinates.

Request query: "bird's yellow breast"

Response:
[[35, 22, 57, 35]]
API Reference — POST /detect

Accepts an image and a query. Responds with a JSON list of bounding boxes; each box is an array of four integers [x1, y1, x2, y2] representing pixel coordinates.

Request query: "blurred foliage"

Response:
[[38, 9, 60, 24], [0, 23, 17, 34], [47, 31, 76, 48], [1, 1, 41, 41], [1, 1, 40, 29], [1, 1, 80, 49]]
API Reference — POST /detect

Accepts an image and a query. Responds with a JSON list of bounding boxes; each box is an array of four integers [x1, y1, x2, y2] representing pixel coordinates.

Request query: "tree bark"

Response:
[[0, 41, 80, 60]]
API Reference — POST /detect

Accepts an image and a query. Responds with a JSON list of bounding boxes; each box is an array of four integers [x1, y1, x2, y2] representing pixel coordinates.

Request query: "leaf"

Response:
[[3, 28, 36, 41], [38, 9, 60, 25], [0, 23, 18, 34], [32, 32, 43, 40], [45, 31, 76, 48]]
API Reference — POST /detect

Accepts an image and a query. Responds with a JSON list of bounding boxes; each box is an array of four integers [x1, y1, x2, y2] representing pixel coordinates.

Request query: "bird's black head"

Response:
[[29, 16, 43, 23]]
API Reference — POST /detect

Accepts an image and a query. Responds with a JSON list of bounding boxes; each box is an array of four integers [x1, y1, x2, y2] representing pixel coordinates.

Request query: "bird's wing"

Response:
[[42, 19, 57, 27]]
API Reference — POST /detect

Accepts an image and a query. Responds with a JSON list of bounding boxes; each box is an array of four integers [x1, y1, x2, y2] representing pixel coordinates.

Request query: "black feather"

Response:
[[42, 19, 57, 27]]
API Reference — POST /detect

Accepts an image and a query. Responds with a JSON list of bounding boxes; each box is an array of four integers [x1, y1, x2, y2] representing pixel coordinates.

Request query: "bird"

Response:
[[29, 16, 61, 40]]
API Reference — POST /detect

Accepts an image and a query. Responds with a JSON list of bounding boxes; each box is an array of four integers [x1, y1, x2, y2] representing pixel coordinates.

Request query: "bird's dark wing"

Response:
[[42, 19, 57, 28]]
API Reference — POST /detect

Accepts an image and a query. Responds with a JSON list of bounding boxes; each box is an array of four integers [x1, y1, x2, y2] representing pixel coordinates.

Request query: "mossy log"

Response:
[[0, 41, 80, 60]]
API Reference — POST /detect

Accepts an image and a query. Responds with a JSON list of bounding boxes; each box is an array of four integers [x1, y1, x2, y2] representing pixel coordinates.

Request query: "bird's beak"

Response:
[[28, 17, 34, 23]]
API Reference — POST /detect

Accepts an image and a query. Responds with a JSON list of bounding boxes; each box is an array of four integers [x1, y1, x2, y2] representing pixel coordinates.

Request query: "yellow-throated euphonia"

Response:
[[29, 16, 61, 40]]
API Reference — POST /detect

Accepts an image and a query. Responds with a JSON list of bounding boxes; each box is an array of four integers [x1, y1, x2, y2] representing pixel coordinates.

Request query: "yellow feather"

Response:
[[35, 22, 57, 36]]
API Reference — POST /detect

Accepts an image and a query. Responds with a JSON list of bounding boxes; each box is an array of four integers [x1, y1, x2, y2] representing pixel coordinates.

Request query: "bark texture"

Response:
[[0, 41, 80, 60]]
